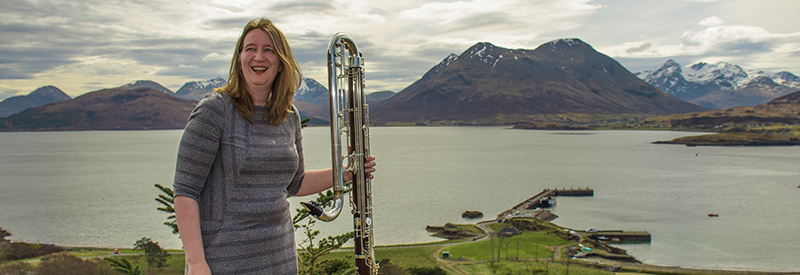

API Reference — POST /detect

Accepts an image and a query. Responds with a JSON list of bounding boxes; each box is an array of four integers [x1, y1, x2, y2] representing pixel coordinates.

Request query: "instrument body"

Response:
[[301, 33, 376, 275]]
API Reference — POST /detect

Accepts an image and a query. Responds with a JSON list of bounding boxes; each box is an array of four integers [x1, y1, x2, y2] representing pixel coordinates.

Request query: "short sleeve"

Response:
[[285, 105, 305, 196], [173, 94, 225, 201]]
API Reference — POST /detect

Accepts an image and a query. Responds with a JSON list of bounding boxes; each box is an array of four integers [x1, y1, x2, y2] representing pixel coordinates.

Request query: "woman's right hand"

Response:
[[187, 262, 212, 275]]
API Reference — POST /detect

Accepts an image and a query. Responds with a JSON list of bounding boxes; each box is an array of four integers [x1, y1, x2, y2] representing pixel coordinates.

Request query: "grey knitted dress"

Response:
[[173, 92, 305, 274]]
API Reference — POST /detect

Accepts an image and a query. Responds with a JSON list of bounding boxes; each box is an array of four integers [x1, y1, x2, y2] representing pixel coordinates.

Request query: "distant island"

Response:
[[512, 90, 800, 146], [512, 122, 590, 130], [653, 132, 800, 146]]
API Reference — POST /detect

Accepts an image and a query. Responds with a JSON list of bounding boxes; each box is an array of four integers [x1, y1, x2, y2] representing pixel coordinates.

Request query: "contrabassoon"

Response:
[[301, 33, 377, 275]]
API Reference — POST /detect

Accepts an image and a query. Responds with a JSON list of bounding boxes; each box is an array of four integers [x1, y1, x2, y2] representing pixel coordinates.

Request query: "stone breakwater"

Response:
[[497, 187, 593, 220]]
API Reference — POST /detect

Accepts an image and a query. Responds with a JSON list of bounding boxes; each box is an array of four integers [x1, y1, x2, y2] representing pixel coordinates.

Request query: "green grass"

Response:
[[455, 260, 613, 275], [118, 253, 185, 275], [318, 245, 442, 270], [445, 231, 570, 261]]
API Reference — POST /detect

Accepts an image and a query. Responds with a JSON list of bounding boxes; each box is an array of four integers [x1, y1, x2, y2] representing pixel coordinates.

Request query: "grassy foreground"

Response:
[[6, 218, 797, 274]]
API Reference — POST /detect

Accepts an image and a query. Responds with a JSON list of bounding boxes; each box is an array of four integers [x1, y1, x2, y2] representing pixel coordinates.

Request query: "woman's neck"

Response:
[[248, 88, 271, 106]]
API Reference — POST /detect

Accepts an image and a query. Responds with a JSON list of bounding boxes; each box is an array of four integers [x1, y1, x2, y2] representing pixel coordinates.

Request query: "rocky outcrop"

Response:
[[461, 210, 483, 218], [425, 223, 482, 239]]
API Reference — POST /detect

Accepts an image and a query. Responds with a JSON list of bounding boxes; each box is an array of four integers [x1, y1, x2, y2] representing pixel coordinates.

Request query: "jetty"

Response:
[[497, 187, 593, 220], [586, 230, 651, 242]]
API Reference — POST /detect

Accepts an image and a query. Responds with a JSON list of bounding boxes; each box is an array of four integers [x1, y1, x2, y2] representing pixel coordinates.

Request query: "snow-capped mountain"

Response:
[[371, 39, 706, 125], [175, 76, 227, 101], [636, 60, 800, 109], [173, 76, 332, 104], [0, 86, 72, 117], [119, 80, 174, 94], [294, 77, 329, 107]]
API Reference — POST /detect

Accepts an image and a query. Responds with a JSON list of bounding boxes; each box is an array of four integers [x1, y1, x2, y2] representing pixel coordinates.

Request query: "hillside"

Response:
[[292, 99, 329, 125], [626, 91, 800, 146], [372, 39, 707, 125], [0, 87, 197, 131], [642, 90, 800, 129]]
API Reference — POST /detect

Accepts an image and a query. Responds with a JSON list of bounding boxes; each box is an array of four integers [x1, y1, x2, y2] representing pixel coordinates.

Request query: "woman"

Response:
[[173, 18, 375, 275]]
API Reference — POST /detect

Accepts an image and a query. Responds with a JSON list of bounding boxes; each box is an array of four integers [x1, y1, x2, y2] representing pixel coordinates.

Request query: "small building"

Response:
[[498, 227, 521, 237]]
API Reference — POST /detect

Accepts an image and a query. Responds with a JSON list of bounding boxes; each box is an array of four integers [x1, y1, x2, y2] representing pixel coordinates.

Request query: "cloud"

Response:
[[698, 16, 723, 27], [1, 0, 798, 98], [626, 43, 652, 53], [680, 25, 794, 48], [396, 0, 601, 47]]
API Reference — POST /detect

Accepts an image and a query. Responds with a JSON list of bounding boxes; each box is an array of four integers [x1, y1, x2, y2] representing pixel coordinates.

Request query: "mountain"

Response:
[[118, 80, 174, 94], [367, 91, 396, 101], [292, 99, 329, 125], [0, 87, 196, 131], [0, 86, 72, 117], [175, 76, 227, 101], [294, 77, 330, 107], [636, 60, 800, 109], [372, 39, 707, 125]]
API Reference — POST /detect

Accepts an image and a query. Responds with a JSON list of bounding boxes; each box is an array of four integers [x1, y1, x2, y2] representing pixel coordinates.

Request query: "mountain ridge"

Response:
[[0, 87, 196, 131], [636, 60, 800, 109], [0, 86, 72, 117], [372, 39, 707, 125]]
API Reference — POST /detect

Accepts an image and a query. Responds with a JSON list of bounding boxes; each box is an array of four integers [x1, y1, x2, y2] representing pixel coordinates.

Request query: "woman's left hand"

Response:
[[344, 155, 376, 182], [364, 155, 376, 179]]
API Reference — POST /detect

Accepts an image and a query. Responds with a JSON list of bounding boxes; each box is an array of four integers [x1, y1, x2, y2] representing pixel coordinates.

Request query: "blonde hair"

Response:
[[217, 18, 302, 125]]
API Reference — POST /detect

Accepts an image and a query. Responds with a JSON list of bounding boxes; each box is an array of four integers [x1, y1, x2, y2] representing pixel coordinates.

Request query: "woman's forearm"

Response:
[[174, 195, 207, 267], [295, 169, 334, 196]]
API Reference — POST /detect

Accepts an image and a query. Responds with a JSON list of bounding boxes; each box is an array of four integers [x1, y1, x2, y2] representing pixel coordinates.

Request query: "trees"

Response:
[[133, 237, 169, 273], [294, 189, 354, 274], [35, 255, 115, 275], [104, 257, 144, 275], [154, 183, 178, 235]]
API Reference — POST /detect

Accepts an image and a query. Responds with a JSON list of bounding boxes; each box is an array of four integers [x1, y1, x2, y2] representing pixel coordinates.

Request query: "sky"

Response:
[[1, 0, 799, 100]]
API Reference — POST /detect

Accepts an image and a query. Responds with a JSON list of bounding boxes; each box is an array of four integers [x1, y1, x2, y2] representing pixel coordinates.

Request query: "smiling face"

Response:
[[239, 28, 282, 105]]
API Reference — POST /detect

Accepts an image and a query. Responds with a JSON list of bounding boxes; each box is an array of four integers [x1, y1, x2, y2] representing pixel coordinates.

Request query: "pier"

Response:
[[497, 187, 652, 243], [497, 187, 594, 220], [586, 231, 651, 242]]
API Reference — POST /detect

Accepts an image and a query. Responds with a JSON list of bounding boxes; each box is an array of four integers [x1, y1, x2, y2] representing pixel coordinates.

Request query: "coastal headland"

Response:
[[424, 188, 800, 274]]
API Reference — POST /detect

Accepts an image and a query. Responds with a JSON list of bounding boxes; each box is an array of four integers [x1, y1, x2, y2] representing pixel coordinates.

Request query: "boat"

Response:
[[539, 196, 556, 208], [708, 213, 719, 217]]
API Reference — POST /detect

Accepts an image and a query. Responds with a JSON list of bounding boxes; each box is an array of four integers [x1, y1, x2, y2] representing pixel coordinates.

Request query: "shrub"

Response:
[[33, 255, 115, 275], [4, 243, 63, 261], [406, 266, 446, 275], [0, 262, 35, 275]]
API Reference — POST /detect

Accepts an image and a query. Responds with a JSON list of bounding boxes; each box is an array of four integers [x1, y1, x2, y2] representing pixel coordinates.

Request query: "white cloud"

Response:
[[698, 16, 723, 27], [680, 25, 800, 48], [1, 0, 798, 99], [395, 0, 601, 48], [202, 53, 231, 62]]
